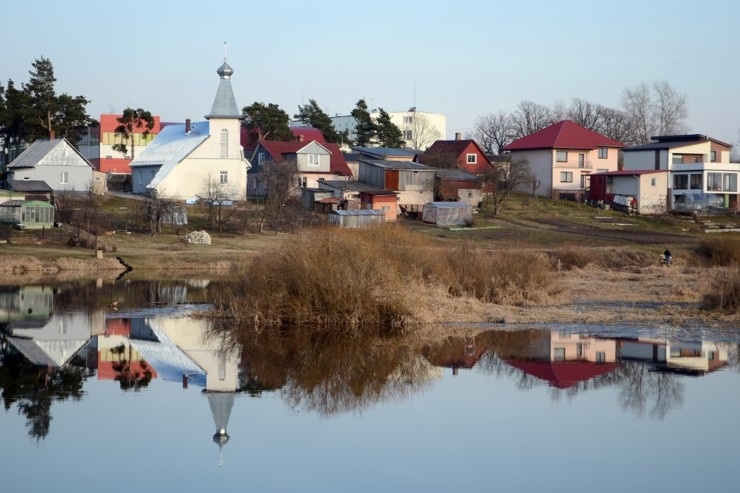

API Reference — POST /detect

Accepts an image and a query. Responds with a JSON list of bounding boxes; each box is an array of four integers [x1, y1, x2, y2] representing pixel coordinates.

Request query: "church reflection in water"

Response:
[[1, 282, 738, 444]]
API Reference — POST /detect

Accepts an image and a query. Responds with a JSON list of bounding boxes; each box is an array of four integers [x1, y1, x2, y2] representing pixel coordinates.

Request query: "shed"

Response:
[[328, 209, 385, 228], [422, 202, 472, 226], [0, 199, 55, 229]]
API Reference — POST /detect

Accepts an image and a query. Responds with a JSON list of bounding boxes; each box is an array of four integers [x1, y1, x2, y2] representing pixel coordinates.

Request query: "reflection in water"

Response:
[[1, 280, 739, 448], [221, 322, 441, 417]]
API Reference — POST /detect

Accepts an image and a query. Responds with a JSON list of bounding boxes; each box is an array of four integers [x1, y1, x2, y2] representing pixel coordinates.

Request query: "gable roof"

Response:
[[8, 138, 93, 169], [506, 360, 621, 389], [129, 121, 210, 188], [291, 127, 326, 143], [420, 139, 491, 165], [504, 120, 624, 151], [434, 169, 480, 181], [256, 140, 351, 176]]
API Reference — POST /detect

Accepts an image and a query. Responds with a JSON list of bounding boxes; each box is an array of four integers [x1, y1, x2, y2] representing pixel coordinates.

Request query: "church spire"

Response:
[[205, 43, 240, 120]]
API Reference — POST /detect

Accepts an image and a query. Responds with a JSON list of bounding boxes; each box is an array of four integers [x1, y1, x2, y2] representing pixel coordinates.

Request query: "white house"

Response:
[[622, 134, 739, 212], [7, 138, 96, 193], [330, 109, 446, 150], [130, 60, 250, 201]]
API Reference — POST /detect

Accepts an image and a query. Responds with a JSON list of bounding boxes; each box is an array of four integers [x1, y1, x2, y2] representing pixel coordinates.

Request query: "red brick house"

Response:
[[419, 135, 493, 176]]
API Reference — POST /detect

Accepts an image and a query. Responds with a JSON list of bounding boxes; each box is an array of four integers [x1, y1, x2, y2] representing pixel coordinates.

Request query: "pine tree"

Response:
[[112, 108, 155, 160], [375, 108, 405, 148], [294, 99, 344, 144], [351, 99, 376, 147], [241, 102, 293, 145]]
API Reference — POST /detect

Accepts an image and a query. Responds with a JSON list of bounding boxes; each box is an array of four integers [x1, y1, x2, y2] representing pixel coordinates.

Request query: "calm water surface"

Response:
[[1, 280, 738, 492]]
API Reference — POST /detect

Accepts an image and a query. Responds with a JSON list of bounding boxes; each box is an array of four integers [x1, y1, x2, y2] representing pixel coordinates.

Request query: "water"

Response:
[[1, 280, 738, 492]]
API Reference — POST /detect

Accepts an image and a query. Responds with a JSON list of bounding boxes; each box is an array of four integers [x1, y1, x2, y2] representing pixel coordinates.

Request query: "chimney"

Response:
[[185, 118, 191, 134], [455, 132, 461, 141], [298, 134, 304, 142]]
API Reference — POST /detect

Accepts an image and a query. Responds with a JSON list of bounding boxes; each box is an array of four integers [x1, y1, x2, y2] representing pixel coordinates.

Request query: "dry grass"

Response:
[[702, 265, 740, 314]]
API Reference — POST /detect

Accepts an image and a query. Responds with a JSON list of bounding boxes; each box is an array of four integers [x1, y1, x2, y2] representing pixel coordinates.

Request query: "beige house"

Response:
[[130, 60, 250, 201], [504, 120, 624, 201], [589, 170, 669, 215], [622, 134, 739, 211]]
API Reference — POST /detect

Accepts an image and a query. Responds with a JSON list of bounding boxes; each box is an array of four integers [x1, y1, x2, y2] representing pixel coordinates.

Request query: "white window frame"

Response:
[[60, 171, 68, 184], [560, 171, 573, 183], [466, 153, 477, 164], [307, 154, 318, 166], [220, 170, 228, 184]]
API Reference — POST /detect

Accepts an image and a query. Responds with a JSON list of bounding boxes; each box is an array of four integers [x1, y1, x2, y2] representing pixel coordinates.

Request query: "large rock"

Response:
[[185, 230, 211, 245]]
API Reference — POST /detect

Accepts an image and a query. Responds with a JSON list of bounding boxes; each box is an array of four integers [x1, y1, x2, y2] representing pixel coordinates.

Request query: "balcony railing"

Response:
[[554, 161, 592, 169]]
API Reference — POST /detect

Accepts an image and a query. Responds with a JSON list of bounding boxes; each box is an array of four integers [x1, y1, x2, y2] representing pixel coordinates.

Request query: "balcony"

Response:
[[554, 161, 592, 169]]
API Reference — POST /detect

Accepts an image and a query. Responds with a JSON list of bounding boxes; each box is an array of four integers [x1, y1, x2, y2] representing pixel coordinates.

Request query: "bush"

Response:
[[702, 266, 740, 314], [211, 225, 555, 335], [696, 237, 740, 267]]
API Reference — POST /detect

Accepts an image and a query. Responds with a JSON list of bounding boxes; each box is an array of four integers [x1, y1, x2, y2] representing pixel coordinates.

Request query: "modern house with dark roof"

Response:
[[130, 59, 250, 201], [504, 120, 624, 201], [621, 134, 739, 211], [248, 138, 352, 198]]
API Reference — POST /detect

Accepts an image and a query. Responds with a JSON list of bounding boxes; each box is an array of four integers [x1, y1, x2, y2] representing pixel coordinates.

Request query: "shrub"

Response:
[[696, 237, 740, 267], [702, 266, 740, 314]]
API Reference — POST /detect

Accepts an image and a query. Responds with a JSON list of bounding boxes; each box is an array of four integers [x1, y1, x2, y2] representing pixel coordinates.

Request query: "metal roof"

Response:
[[205, 62, 240, 119], [129, 121, 210, 189], [360, 158, 435, 170], [352, 147, 418, 159], [330, 209, 385, 216], [5, 178, 54, 192], [8, 138, 93, 169], [320, 179, 385, 192], [434, 169, 479, 181]]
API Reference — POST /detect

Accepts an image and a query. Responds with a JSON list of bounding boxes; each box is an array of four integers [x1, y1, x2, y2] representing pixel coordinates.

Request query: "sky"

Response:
[[3, 0, 739, 145]]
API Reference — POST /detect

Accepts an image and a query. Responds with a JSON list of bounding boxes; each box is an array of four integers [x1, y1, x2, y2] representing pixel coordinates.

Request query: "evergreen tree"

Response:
[[375, 108, 405, 148], [294, 99, 344, 144], [112, 108, 155, 160], [351, 99, 376, 147], [241, 102, 293, 145], [6, 57, 96, 144]]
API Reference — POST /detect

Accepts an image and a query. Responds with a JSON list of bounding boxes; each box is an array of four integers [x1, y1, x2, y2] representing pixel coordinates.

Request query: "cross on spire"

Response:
[[223, 41, 228, 61]]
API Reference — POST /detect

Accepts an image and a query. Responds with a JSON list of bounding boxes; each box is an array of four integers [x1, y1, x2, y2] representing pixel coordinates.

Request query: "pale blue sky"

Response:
[[3, 0, 739, 144]]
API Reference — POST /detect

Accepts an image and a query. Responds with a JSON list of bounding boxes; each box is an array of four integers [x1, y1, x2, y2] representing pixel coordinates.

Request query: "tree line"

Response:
[[472, 81, 691, 155]]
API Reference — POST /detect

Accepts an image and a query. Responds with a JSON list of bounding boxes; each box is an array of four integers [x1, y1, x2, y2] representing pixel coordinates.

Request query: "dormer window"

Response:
[[308, 154, 318, 166]]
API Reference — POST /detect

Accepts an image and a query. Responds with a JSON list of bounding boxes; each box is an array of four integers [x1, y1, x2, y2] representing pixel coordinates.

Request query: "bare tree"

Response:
[[562, 98, 605, 132], [261, 159, 299, 230], [510, 101, 554, 139], [484, 158, 532, 215], [199, 174, 241, 232], [621, 81, 689, 145], [141, 192, 178, 235], [472, 111, 513, 155], [404, 112, 442, 150]]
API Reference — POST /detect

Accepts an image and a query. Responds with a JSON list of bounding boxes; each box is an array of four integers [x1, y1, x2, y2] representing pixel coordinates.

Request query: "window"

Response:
[[672, 154, 683, 164], [220, 129, 228, 158], [598, 147, 608, 159], [553, 348, 566, 361], [580, 174, 589, 188], [257, 152, 265, 165], [301, 177, 307, 188], [220, 170, 228, 184], [673, 174, 688, 189], [308, 154, 318, 166], [560, 171, 573, 183], [711, 150, 717, 162], [556, 150, 568, 162], [60, 172, 68, 184], [690, 174, 702, 190], [724, 173, 737, 192], [466, 153, 477, 164], [707, 172, 722, 191], [403, 115, 414, 124], [138, 171, 143, 185], [651, 178, 657, 187], [403, 130, 413, 140], [596, 352, 606, 363]]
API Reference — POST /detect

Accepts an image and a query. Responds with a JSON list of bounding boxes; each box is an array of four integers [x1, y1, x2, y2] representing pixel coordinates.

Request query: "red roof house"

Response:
[[503, 120, 624, 201]]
